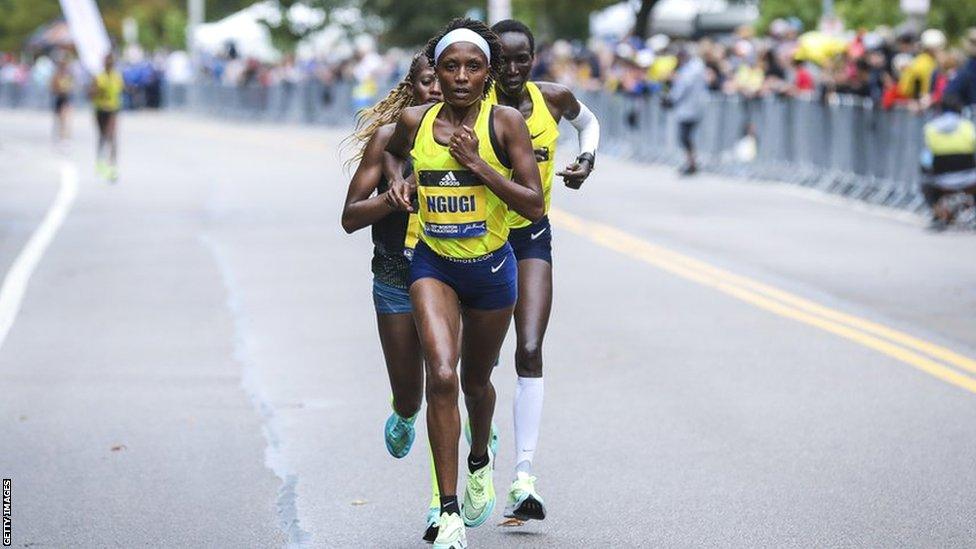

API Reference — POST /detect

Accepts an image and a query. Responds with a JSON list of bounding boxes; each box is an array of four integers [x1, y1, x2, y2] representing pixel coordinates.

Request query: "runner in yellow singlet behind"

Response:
[[384, 18, 543, 549], [89, 53, 124, 182], [487, 19, 601, 524]]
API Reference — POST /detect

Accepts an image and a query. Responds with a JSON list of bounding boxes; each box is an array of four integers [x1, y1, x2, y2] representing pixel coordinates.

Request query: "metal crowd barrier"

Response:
[[577, 90, 951, 211], [6, 78, 967, 212], [176, 80, 358, 126]]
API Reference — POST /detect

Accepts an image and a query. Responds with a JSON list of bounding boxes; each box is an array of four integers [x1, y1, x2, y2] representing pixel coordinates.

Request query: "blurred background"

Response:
[[3, 3, 976, 548], [4, 0, 976, 210]]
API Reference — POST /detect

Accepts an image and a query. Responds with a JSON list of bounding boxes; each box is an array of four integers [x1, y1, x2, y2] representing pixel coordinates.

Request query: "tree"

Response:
[[633, 0, 660, 40], [755, 0, 821, 34], [513, 0, 618, 42], [758, 0, 976, 40], [360, 0, 482, 47], [0, 0, 62, 52], [258, 0, 331, 54]]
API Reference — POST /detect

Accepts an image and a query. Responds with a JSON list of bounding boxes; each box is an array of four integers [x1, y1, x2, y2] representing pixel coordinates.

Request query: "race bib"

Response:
[[418, 170, 487, 238]]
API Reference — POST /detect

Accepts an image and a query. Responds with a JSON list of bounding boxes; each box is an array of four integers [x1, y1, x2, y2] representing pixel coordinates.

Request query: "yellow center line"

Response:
[[550, 207, 976, 395]]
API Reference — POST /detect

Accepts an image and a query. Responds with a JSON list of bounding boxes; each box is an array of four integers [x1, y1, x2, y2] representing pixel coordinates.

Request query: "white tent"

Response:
[[192, 1, 365, 62], [590, 0, 759, 39]]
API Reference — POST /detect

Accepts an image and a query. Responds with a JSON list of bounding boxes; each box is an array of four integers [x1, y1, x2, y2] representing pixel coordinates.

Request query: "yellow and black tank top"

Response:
[[410, 101, 512, 259], [488, 82, 559, 229], [94, 71, 124, 112]]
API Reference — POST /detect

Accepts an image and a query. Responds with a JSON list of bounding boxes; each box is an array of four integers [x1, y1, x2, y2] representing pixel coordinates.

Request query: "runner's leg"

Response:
[[411, 278, 462, 499], [512, 258, 552, 474], [376, 313, 424, 417]]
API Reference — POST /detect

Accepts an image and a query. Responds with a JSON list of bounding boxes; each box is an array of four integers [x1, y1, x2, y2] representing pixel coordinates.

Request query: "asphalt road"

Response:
[[1, 108, 974, 548]]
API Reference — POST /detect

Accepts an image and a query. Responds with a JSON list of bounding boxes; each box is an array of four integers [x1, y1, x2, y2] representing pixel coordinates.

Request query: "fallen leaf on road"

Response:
[[499, 518, 525, 527], [110, 444, 127, 452], [350, 499, 368, 506]]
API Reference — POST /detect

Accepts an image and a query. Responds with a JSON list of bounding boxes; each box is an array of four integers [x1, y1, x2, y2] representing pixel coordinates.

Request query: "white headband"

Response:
[[434, 28, 491, 64]]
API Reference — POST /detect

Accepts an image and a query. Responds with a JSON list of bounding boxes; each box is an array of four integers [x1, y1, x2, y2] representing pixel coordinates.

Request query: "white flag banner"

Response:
[[59, 0, 111, 75]]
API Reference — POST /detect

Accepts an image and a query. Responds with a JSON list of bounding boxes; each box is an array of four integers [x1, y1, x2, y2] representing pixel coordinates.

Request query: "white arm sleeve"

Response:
[[567, 100, 600, 157]]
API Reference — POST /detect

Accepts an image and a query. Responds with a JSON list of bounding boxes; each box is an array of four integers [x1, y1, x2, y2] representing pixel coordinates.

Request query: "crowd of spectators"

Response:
[[530, 20, 976, 113], [3, 18, 976, 115]]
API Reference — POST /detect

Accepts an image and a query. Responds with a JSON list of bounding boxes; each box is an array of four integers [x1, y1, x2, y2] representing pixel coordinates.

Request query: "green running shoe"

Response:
[[503, 472, 546, 521], [462, 451, 495, 527], [423, 505, 439, 543], [432, 512, 466, 549], [384, 412, 416, 458], [463, 419, 499, 457]]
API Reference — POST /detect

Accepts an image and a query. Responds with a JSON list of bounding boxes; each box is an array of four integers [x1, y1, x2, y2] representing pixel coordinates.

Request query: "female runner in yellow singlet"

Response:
[[384, 18, 542, 549]]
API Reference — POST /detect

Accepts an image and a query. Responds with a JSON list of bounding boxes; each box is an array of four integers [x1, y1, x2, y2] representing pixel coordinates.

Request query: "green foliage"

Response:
[[0, 0, 62, 52], [358, 0, 482, 47], [758, 0, 976, 40], [207, 0, 257, 21], [513, 0, 618, 42], [835, 0, 903, 30], [755, 0, 821, 34], [258, 0, 329, 54], [925, 0, 976, 42], [129, 1, 188, 50], [0, 0, 252, 54]]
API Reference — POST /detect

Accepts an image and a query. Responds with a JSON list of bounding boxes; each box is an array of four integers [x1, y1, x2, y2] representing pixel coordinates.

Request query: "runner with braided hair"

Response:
[[341, 51, 441, 469]]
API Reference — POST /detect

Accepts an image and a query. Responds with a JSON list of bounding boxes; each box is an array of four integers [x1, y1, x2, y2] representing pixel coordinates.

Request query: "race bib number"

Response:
[[418, 170, 487, 238]]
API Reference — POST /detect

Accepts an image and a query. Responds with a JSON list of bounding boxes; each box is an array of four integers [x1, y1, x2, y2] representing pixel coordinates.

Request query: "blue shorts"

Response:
[[373, 279, 412, 315], [508, 215, 552, 263], [409, 241, 518, 310]]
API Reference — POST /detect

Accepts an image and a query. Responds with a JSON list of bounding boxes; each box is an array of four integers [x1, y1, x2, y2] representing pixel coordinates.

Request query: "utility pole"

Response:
[[820, 0, 842, 34], [900, 0, 930, 32], [488, 0, 511, 24], [822, 0, 834, 16], [187, 0, 204, 54]]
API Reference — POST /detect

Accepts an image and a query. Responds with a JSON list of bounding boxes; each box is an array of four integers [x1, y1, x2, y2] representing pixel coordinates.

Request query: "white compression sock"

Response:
[[513, 376, 544, 477]]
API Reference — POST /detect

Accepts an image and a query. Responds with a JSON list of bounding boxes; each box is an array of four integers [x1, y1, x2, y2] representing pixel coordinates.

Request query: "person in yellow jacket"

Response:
[[920, 95, 976, 231], [898, 29, 945, 100], [89, 53, 124, 181], [383, 18, 543, 549]]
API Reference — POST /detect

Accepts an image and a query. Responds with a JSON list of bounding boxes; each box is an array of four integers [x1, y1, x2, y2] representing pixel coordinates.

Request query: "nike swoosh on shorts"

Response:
[[491, 257, 507, 273]]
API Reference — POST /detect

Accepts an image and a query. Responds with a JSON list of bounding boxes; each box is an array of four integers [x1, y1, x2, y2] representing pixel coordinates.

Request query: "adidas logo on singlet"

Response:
[[439, 171, 461, 186]]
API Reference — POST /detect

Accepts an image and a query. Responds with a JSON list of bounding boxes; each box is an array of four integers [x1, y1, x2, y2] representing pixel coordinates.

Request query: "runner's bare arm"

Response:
[[384, 105, 428, 211], [540, 83, 600, 189], [341, 125, 405, 233]]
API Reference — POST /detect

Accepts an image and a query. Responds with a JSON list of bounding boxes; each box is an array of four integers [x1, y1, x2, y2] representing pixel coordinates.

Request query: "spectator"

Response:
[[898, 29, 945, 100], [791, 58, 815, 97], [665, 47, 708, 175], [919, 94, 976, 230], [945, 28, 976, 106]]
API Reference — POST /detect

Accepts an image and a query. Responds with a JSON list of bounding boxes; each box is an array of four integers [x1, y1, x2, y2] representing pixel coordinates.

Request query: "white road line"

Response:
[[0, 163, 78, 351]]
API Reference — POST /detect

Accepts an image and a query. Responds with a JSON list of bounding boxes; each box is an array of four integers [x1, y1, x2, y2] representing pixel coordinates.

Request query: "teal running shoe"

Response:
[[432, 512, 466, 549], [384, 412, 416, 458], [463, 419, 499, 457], [503, 472, 546, 521], [462, 451, 495, 527]]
